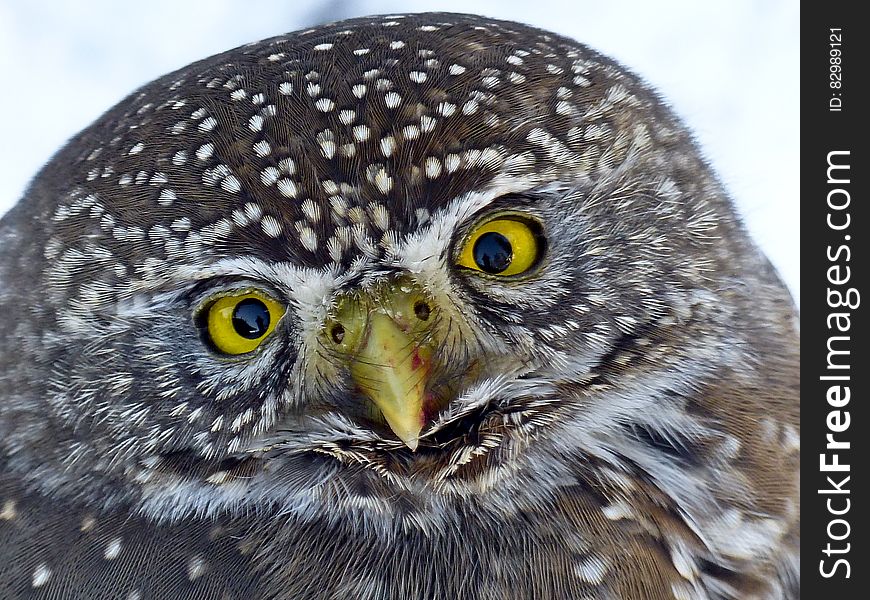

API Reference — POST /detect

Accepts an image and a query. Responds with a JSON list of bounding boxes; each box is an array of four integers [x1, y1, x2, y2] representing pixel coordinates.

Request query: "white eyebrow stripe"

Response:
[[394, 173, 542, 280], [173, 258, 343, 332]]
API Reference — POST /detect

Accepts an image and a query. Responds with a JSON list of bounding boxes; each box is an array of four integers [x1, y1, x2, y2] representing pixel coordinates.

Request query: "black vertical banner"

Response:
[[802, 3, 869, 597]]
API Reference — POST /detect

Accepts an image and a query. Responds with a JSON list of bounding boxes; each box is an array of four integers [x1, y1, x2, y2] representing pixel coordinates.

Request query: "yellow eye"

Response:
[[204, 291, 285, 355], [457, 216, 542, 276]]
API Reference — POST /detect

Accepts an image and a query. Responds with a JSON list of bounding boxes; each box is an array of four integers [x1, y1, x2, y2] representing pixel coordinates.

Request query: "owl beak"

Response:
[[348, 311, 431, 450]]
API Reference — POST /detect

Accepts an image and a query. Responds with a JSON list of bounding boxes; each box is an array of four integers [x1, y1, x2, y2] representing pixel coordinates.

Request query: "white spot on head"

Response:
[[187, 554, 208, 581], [104, 537, 123, 560], [253, 140, 272, 157], [384, 91, 402, 109], [319, 140, 336, 159], [372, 167, 393, 194], [299, 226, 318, 252], [462, 100, 479, 115], [555, 101, 574, 116], [277, 178, 298, 198], [279, 82, 293, 95], [32, 564, 51, 587], [329, 194, 348, 216], [198, 117, 218, 132], [230, 88, 247, 101], [80, 515, 97, 531], [315, 98, 335, 112], [209, 415, 224, 433], [448, 64, 466, 75], [402, 124, 420, 140], [278, 157, 296, 175], [251, 93, 266, 105], [313, 42, 334, 51], [420, 115, 436, 133], [339, 109, 356, 125], [0, 499, 17, 521], [347, 206, 366, 225], [221, 175, 242, 194], [352, 84, 367, 98], [327, 236, 343, 262], [261, 216, 283, 238], [128, 143, 144, 155], [353, 48, 370, 56], [158, 189, 177, 206], [172, 150, 188, 165], [575, 556, 607, 584], [389, 40, 405, 50], [424, 157, 442, 179], [368, 203, 390, 230], [196, 143, 215, 161], [506, 55, 524, 65], [301, 199, 321, 223], [380, 136, 396, 157], [248, 115, 265, 132], [352, 125, 371, 142], [261, 167, 280, 186], [186, 405, 204, 422], [409, 71, 427, 83], [437, 102, 456, 117], [244, 203, 263, 222]]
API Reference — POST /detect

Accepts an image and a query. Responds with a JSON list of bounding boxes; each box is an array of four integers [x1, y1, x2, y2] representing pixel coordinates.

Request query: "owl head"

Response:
[[0, 13, 788, 520]]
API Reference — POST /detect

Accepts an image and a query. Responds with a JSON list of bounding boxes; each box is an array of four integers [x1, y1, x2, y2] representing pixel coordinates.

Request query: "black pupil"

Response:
[[472, 232, 513, 273], [232, 298, 271, 339]]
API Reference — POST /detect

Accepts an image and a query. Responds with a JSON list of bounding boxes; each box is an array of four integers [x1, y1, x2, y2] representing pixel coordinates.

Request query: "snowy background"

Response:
[[0, 0, 799, 303]]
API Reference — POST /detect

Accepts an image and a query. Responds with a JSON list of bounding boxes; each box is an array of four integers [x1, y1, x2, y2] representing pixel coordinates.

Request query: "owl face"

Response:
[[10, 13, 738, 517]]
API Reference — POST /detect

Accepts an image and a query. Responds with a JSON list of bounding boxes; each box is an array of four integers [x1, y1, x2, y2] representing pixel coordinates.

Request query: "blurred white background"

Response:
[[0, 0, 799, 303]]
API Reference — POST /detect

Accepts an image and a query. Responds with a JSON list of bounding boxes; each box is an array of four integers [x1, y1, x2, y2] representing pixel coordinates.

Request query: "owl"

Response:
[[0, 12, 799, 600]]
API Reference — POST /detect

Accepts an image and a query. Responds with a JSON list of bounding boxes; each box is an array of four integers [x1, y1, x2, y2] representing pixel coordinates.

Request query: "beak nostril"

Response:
[[330, 323, 346, 344], [413, 301, 431, 321]]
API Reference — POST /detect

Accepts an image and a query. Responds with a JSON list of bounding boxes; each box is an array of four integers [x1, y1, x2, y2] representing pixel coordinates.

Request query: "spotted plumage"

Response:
[[0, 12, 799, 599]]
